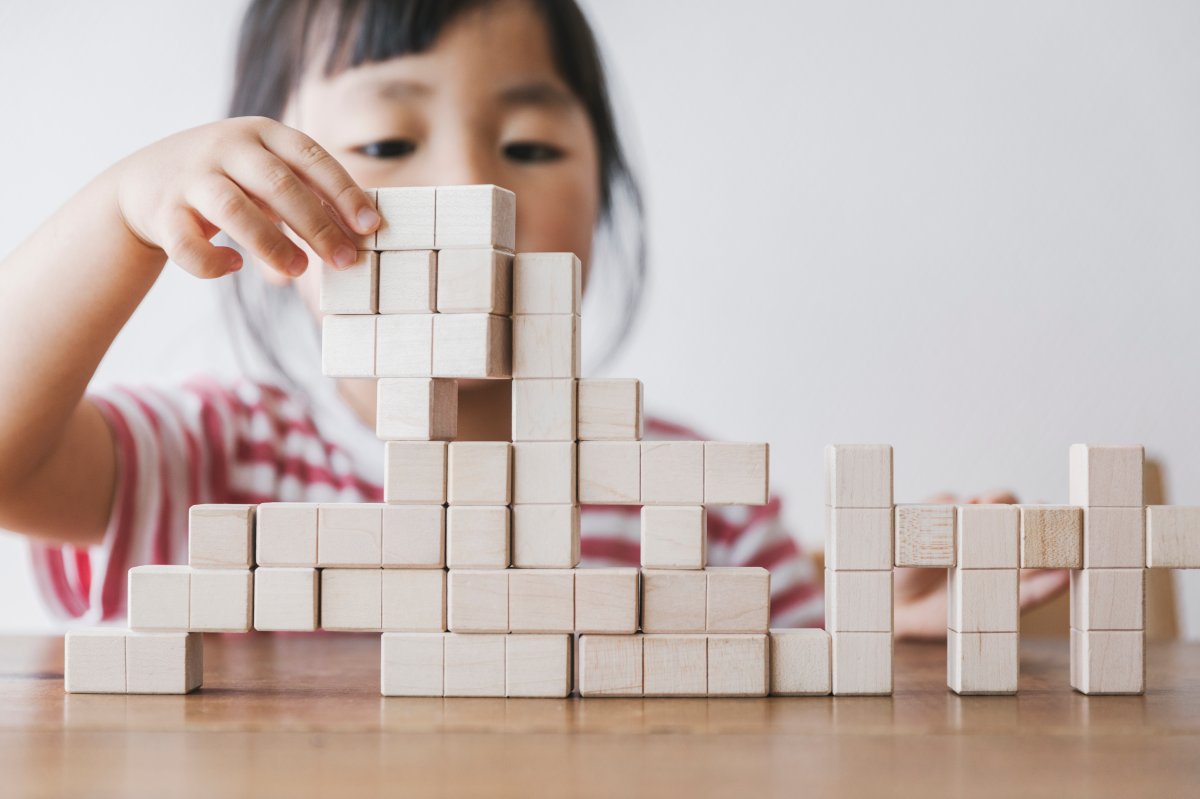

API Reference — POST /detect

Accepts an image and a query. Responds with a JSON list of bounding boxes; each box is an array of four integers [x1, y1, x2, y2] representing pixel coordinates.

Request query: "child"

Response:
[[0, 0, 1063, 634]]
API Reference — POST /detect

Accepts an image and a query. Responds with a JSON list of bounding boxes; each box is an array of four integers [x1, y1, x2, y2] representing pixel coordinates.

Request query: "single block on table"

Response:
[[255, 502, 318, 567], [824, 569, 892, 633], [376, 378, 458, 441], [384, 441, 447, 505], [447, 442, 512, 505], [707, 634, 769, 697], [894, 504, 956, 567], [640, 569, 706, 633], [378, 250, 436, 314], [317, 504, 382, 567], [956, 504, 1019, 569], [447, 569, 509, 632], [511, 504, 580, 568], [432, 313, 511, 378], [769, 628, 831, 696], [1146, 506, 1200, 568], [1070, 628, 1145, 695], [320, 569, 382, 631], [576, 378, 642, 440], [509, 569, 574, 633], [512, 442, 577, 504], [1019, 505, 1083, 568], [189, 568, 253, 633], [319, 251, 378, 314], [382, 569, 446, 632], [375, 186, 436, 250], [446, 505, 510, 569], [1084, 507, 1145, 569], [707, 566, 770, 633], [947, 630, 1018, 695], [513, 252, 581, 314], [375, 314, 434, 377], [381, 505, 445, 568], [511, 378, 577, 442], [322, 315, 376, 378], [443, 633, 506, 697], [574, 567, 638, 633], [642, 634, 707, 697], [1069, 444, 1144, 508], [576, 634, 642, 697], [253, 568, 318, 631], [830, 631, 892, 695], [189, 504, 255, 569], [65, 629, 127, 694], [825, 507, 893, 571], [506, 634, 572, 698], [578, 442, 640, 504], [947, 568, 1018, 632], [825, 444, 893, 508], [640, 505, 706, 569], [434, 184, 515, 251], [381, 632, 444, 697], [512, 314, 580, 378], [435, 248, 513, 314], [128, 565, 190, 631], [125, 632, 203, 695], [1069, 568, 1145, 631], [704, 442, 769, 506], [640, 441, 704, 505]]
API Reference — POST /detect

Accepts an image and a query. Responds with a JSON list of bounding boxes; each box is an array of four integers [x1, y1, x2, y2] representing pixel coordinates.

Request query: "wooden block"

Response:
[[1084, 507, 1145, 569], [947, 568, 1018, 632], [436, 248, 512, 314], [376, 314, 434, 377], [706, 566, 770, 633], [768, 628, 831, 696], [577, 379, 641, 440], [825, 444, 893, 508], [643, 634, 707, 697], [443, 633, 506, 697], [640, 505, 706, 569], [1020, 505, 1083, 568], [578, 442, 640, 504], [576, 634, 642, 697], [432, 313, 511, 378], [321, 315, 376, 378], [895, 504, 956, 567], [378, 250, 436, 313], [381, 633, 443, 696], [376, 378, 458, 441], [512, 442, 577, 504], [640, 441, 704, 505], [189, 568, 252, 633], [125, 632, 203, 695], [824, 569, 892, 633], [575, 568, 638, 633], [948, 630, 1018, 695], [384, 441, 447, 504], [825, 507, 893, 571], [447, 442, 512, 505], [435, 185, 515, 250], [189, 504, 255, 569], [830, 631, 892, 695], [1146, 505, 1200, 568], [509, 569, 574, 633], [1069, 444, 1144, 507], [253, 568, 318, 631], [1070, 628, 1145, 694], [512, 252, 581, 314], [128, 565, 190, 631], [506, 634, 572, 698], [447, 569, 509, 632], [319, 251, 378, 314], [255, 503, 317, 567], [320, 569, 382, 631], [510, 504, 580, 568], [381, 505, 445, 568], [375, 186, 436, 250], [704, 442, 769, 506], [446, 505, 510, 568], [512, 379, 577, 441], [707, 634, 769, 697], [640, 569, 706, 632], [956, 505, 1019, 569], [512, 315, 579, 378], [65, 629, 127, 694], [317, 504, 382, 567], [1070, 568, 1145, 631], [382, 569, 446, 632]]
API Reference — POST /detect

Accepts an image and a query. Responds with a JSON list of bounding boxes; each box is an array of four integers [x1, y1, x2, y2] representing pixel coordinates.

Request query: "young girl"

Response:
[[0, 0, 1064, 634]]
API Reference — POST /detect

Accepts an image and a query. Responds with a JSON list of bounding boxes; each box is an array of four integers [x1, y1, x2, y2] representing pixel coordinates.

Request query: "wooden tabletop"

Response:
[[2, 634, 1199, 798]]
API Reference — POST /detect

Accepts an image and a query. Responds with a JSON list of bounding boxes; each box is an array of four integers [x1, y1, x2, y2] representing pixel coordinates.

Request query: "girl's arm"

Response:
[[0, 117, 379, 546]]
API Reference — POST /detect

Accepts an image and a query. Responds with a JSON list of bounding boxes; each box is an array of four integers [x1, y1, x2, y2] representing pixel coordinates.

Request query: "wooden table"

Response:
[[2, 634, 1198, 797]]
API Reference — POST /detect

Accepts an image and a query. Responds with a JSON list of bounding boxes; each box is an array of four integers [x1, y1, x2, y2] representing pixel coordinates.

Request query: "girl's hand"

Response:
[[113, 117, 380, 279], [892, 491, 1071, 641]]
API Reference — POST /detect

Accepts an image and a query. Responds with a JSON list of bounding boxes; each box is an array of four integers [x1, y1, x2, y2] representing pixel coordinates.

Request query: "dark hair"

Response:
[[222, 0, 646, 391]]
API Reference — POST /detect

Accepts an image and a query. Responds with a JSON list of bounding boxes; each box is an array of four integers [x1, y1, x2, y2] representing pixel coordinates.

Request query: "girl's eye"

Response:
[[503, 141, 564, 163], [357, 139, 416, 159]]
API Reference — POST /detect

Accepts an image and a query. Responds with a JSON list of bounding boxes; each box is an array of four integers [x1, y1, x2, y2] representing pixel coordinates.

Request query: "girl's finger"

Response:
[[1018, 568, 1069, 610], [967, 491, 1019, 505], [161, 206, 243, 280], [188, 175, 307, 276]]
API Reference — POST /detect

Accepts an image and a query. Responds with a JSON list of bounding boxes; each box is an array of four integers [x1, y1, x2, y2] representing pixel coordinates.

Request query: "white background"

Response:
[[0, 1, 1197, 635]]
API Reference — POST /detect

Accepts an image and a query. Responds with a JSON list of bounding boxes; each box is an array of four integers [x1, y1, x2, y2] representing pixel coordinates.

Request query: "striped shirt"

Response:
[[30, 377, 822, 627]]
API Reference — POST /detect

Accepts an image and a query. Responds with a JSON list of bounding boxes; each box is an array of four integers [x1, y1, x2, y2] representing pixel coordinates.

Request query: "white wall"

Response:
[[1, 1, 1197, 635]]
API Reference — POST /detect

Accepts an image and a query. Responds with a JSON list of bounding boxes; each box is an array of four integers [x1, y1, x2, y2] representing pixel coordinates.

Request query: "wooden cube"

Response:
[[432, 314, 510, 378], [255, 503, 317, 567], [577, 379, 642, 440], [576, 635, 642, 697], [317, 504, 382, 567], [443, 633, 506, 697], [825, 444, 893, 509], [65, 629, 127, 694], [320, 569, 382, 631], [895, 504, 956, 567], [578, 442, 640, 504], [378, 250, 436, 313], [447, 442, 512, 505], [704, 442, 769, 506], [640, 441, 704, 505], [381, 505, 445, 568], [948, 630, 1018, 695], [1146, 505, 1200, 568], [447, 569, 509, 632], [1084, 507, 1145, 569], [125, 632, 203, 694], [824, 569, 892, 633], [435, 185, 515, 250], [128, 565, 190, 631], [708, 634, 769, 697], [512, 379, 576, 441], [956, 505, 1019, 569], [512, 315, 579, 378], [384, 441, 447, 504], [643, 634, 707, 697], [319, 251, 378, 314], [189, 568, 252, 633], [825, 507, 893, 571], [510, 504, 580, 568], [376, 314, 434, 377], [189, 504, 255, 569], [382, 569, 446, 632], [947, 568, 1018, 632], [641, 505, 706, 569], [769, 628, 831, 696], [1020, 505, 1083, 568], [376, 378, 458, 440], [512, 442, 577, 504], [509, 569, 574, 633], [380, 633, 443, 697], [707, 567, 770, 633], [446, 505, 510, 568], [575, 568, 638, 633], [253, 568, 318, 631], [512, 252, 581, 314], [375, 186, 436, 250], [506, 634, 572, 698], [640, 569, 706, 632], [1069, 444, 1144, 507], [321, 315, 376, 378], [436, 248, 512, 314], [1070, 568, 1145, 631], [1071, 629, 1144, 695], [830, 631, 892, 695]]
